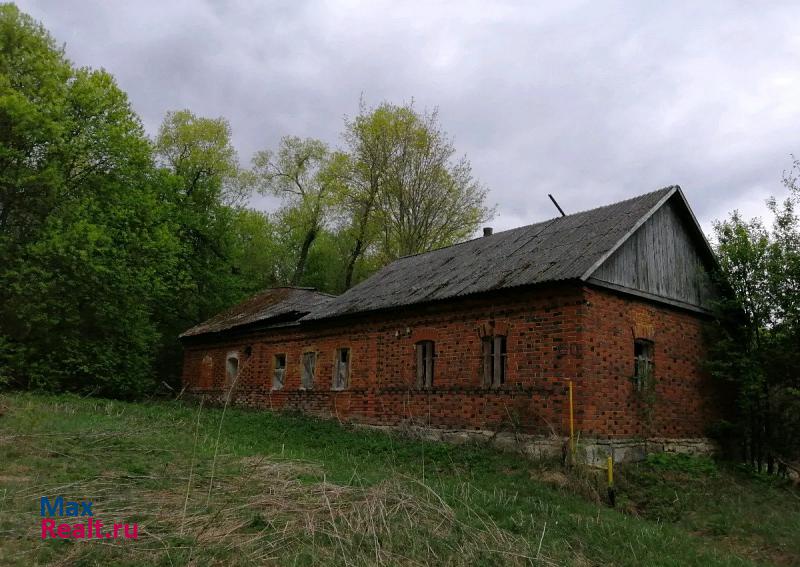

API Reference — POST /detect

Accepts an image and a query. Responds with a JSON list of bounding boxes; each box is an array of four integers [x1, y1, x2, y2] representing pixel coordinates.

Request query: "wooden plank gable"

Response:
[[588, 195, 716, 311]]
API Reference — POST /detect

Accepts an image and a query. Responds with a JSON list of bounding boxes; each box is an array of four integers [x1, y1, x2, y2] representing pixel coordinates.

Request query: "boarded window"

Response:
[[333, 348, 350, 390], [273, 354, 286, 390], [634, 339, 654, 390], [415, 341, 435, 388], [200, 355, 213, 389], [301, 351, 316, 389], [225, 354, 239, 387], [481, 335, 507, 387]]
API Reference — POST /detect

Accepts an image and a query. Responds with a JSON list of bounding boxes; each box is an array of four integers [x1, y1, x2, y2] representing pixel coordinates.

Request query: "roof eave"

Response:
[[179, 310, 312, 341]]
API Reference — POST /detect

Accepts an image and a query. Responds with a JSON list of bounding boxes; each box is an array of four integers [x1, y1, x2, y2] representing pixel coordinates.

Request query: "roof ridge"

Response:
[[306, 185, 686, 321], [548, 185, 678, 219], [393, 185, 679, 261], [250, 286, 338, 296]]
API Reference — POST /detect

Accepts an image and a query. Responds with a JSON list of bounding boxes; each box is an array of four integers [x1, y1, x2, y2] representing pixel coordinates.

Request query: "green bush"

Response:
[[644, 453, 718, 476]]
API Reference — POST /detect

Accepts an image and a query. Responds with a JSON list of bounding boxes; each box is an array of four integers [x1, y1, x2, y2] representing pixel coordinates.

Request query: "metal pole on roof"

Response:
[[548, 194, 566, 217]]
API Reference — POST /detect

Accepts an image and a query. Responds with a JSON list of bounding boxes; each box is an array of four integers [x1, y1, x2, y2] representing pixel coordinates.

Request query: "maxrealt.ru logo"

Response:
[[40, 496, 138, 540]]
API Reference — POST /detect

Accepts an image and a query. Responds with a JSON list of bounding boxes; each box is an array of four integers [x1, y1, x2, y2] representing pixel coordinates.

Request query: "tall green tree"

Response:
[[153, 110, 261, 381], [0, 3, 70, 245], [155, 110, 248, 207], [154, 110, 252, 317], [253, 136, 344, 285], [339, 102, 398, 288], [0, 4, 181, 396], [339, 101, 494, 287], [709, 166, 800, 470], [228, 208, 290, 291], [378, 105, 492, 258]]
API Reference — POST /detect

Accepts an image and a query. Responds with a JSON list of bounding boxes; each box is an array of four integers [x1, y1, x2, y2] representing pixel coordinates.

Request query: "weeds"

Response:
[[0, 393, 797, 566], [643, 453, 718, 476]]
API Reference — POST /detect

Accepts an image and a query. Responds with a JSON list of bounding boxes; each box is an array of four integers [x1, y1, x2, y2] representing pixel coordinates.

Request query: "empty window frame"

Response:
[[415, 341, 435, 388], [333, 348, 350, 390], [301, 351, 317, 389], [273, 353, 286, 390], [633, 339, 654, 390], [482, 335, 507, 387], [225, 354, 239, 387]]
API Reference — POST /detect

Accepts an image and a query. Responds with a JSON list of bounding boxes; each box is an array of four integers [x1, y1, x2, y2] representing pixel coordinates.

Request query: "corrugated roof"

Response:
[[304, 187, 677, 320], [180, 287, 334, 338]]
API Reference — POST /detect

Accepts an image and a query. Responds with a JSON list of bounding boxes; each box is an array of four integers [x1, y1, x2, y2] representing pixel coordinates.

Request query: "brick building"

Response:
[[181, 186, 723, 455]]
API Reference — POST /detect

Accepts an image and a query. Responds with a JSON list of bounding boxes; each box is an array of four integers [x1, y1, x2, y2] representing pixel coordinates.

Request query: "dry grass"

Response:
[[3, 393, 793, 566], [0, 418, 547, 566]]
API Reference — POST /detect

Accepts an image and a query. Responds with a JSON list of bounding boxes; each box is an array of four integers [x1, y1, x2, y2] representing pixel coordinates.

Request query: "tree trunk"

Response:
[[344, 238, 363, 290], [344, 194, 377, 289], [0, 202, 9, 232], [292, 227, 317, 285], [763, 380, 774, 474], [755, 400, 763, 472], [750, 412, 757, 469]]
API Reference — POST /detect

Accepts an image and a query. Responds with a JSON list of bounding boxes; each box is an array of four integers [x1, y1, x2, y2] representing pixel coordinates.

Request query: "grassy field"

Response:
[[0, 393, 797, 566]]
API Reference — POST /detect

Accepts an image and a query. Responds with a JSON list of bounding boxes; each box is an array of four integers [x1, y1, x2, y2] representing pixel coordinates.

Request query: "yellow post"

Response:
[[607, 455, 616, 507], [568, 380, 575, 459]]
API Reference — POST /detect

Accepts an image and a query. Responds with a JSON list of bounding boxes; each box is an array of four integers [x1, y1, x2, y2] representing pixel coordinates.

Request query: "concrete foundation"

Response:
[[357, 423, 717, 466]]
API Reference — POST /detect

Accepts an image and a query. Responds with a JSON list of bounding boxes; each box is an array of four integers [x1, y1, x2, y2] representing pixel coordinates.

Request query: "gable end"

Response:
[[586, 192, 716, 311]]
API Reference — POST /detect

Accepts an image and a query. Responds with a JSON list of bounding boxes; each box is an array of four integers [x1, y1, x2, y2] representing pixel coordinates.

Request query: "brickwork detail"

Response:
[[581, 287, 720, 438], [182, 284, 720, 439]]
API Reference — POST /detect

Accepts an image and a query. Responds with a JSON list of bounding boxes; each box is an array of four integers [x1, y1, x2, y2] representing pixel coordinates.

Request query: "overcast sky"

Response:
[[16, 0, 800, 234]]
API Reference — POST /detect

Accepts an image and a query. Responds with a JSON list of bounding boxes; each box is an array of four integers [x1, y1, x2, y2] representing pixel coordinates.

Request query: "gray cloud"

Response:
[[18, 0, 800, 233]]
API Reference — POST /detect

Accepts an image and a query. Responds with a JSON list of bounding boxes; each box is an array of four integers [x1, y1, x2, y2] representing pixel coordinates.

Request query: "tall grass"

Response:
[[0, 392, 796, 566]]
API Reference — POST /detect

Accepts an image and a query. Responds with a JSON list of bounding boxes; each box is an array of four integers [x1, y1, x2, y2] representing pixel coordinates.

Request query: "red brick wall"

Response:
[[181, 283, 720, 439], [581, 286, 720, 438], [182, 285, 585, 434]]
